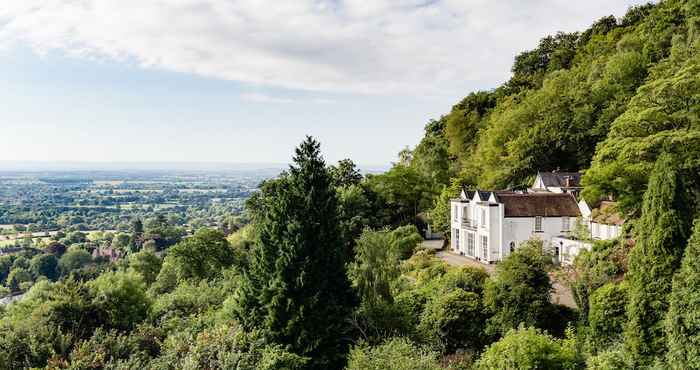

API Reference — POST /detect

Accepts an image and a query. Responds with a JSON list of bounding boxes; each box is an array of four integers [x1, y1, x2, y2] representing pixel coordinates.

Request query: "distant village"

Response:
[[449, 171, 623, 265]]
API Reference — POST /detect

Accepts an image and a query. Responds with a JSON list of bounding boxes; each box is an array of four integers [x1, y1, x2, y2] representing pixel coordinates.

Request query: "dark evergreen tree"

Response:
[[665, 219, 700, 369], [624, 153, 691, 366], [235, 136, 356, 369]]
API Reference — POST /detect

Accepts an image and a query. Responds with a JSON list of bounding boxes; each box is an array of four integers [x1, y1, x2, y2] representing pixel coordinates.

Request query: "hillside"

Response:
[[402, 0, 700, 228]]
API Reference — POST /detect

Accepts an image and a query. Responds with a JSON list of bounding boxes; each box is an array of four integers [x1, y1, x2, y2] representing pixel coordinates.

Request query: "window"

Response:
[[467, 233, 475, 256], [509, 241, 515, 253], [453, 206, 458, 221], [462, 206, 469, 223], [481, 209, 487, 228], [481, 236, 488, 260], [534, 216, 543, 232], [562, 217, 570, 232]]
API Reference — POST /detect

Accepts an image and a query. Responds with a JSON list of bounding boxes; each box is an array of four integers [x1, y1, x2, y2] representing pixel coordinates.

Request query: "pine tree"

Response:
[[665, 219, 700, 369], [235, 136, 356, 369], [624, 153, 691, 366]]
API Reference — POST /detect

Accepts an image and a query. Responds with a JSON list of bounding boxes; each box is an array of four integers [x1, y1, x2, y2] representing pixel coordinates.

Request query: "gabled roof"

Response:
[[460, 187, 475, 200], [498, 193, 581, 217], [537, 171, 582, 188], [475, 190, 492, 201]]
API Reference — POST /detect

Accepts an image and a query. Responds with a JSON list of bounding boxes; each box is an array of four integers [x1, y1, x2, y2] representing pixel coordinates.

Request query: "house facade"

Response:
[[449, 171, 624, 265], [450, 190, 581, 263]]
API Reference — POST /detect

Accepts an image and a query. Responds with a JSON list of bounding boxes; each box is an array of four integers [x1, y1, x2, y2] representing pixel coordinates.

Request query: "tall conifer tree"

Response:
[[665, 219, 700, 369], [624, 153, 691, 366], [235, 136, 355, 369]]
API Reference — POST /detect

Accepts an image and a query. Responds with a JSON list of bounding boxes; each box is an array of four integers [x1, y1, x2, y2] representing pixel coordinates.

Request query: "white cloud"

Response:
[[0, 0, 648, 95], [240, 92, 295, 104]]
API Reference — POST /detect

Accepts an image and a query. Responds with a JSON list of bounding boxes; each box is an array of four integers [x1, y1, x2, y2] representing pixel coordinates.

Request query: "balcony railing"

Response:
[[461, 218, 477, 229]]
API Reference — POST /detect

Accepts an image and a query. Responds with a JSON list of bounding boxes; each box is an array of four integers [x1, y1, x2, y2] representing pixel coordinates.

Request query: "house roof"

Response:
[[476, 190, 492, 201], [461, 187, 475, 200], [591, 201, 624, 225], [498, 193, 581, 217], [537, 171, 582, 188]]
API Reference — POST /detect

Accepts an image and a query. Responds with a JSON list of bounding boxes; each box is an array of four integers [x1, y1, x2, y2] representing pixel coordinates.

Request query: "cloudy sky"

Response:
[[0, 0, 648, 166]]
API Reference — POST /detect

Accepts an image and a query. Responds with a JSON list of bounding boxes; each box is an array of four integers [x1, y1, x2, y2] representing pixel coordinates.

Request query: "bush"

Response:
[[347, 337, 442, 370], [390, 225, 424, 260], [151, 325, 307, 370], [587, 282, 627, 350], [418, 289, 486, 353], [476, 326, 579, 370], [483, 241, 553, 335]]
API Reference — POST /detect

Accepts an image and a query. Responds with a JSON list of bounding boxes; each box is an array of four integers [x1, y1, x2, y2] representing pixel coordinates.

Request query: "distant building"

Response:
[[531, 171, 583, 196]]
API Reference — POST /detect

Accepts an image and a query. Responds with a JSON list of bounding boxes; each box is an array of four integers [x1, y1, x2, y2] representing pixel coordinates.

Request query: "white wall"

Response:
[[501, 216, 569, 257], [591, 222, 621, 240], [552, 236, 592, 265]]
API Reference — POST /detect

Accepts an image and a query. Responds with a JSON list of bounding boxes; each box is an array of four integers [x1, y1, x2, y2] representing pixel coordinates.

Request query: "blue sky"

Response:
[[0, 1, 648, 166]]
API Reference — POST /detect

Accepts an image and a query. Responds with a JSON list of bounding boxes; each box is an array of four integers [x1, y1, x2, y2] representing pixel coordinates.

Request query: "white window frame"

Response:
[[453, 205, 458, 221], [481, 235, 488, 259], [562, 216, 570, 232], [534, 216, 543, 232], [467, 233, 475, 256], [481, 209, 487, 228]]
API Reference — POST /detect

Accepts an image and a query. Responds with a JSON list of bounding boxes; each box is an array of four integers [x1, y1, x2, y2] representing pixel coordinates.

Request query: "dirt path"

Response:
[[421, 242, 577, 309]]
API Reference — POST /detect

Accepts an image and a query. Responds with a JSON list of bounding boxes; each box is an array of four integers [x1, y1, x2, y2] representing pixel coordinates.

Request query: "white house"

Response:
[[450, 189, 581, 264], [449, 172, 624, 265]]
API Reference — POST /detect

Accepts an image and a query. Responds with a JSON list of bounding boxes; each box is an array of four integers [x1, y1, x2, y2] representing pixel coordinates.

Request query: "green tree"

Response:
[[347, 338, 441, 370], [665, 219, 700, 369], [128, 249, 162, 285], [367, 164, 433, 227], [430, 180, 462, 236], [0, 255, 14, 285], [476, 326, 579, 370], [29, 254, 59, 281], [348, 230, 400, 308], [161, 228, 234, 281], [6, 267, 32, 292], [88, 271, 151, 331], [329, 158, 363, 188], [624, 153, 691, 366], [111, 233, 132, 252], [58, 249, 93, 276], [235, 136, 355, 369], [483, 240, 553, 335]]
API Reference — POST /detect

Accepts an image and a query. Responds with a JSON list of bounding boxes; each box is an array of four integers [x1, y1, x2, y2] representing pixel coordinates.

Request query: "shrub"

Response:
[[418, 289, 486, 353], [347, 337, 442, 370], [476, 326, 579, 370]]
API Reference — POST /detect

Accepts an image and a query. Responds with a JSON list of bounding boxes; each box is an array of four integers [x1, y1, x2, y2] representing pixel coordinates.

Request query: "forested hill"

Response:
[[402, 0, 700, 227]]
